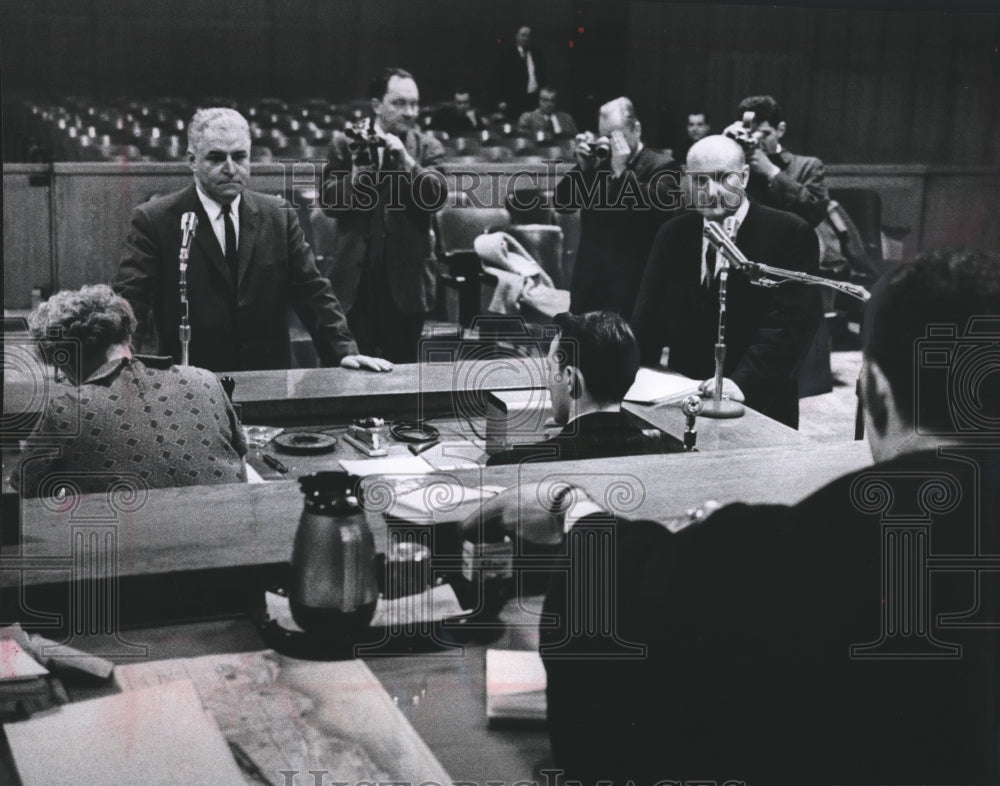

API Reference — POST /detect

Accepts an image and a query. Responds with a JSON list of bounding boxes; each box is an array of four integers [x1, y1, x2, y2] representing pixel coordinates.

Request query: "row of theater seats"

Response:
[[4, 97, 575, 164]]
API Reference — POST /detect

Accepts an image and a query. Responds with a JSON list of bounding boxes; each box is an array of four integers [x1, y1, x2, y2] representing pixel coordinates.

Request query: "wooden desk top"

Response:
[[6, 441, 872, 589], [230, 360, 544, 423]]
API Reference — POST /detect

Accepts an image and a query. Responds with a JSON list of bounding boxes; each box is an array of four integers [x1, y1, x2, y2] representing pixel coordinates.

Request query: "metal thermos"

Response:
[[290, 472, 377, 635]]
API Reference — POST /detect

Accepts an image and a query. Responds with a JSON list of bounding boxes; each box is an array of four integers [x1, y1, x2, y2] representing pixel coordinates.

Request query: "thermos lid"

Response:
[[298, 470, 358, 500]]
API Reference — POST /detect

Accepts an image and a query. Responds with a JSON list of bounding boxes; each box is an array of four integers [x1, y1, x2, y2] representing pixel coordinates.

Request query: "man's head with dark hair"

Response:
[[736, 95, 786, 155], [368, 67, 415, 101], [687, 111, 711, 142], [369, 67, 419, 137], [546, 311, 640, 424], [861, 247, 1000, 460], [538, 87, 558, 115], [737, 95, 782, 126]]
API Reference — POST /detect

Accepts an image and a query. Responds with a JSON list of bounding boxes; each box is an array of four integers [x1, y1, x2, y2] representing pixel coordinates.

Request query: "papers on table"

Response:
[[624, 368, 701, 406], [485, 648, 547, 722], [388, 483, 506, 524], [265, 584, 471, 632], [339, 454, 435, 477], [5, 679, 246, 786]]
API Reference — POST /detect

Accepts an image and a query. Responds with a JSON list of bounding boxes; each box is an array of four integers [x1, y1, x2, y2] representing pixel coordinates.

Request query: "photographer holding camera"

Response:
[[322, 67, 448, 363], [554, 97, 680, 318], [724, 94, 829, 228]]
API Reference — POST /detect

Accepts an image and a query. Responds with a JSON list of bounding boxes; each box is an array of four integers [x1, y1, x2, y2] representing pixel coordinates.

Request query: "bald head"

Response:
[[686, 134, 744, 172], [686, 135, 747, 220]]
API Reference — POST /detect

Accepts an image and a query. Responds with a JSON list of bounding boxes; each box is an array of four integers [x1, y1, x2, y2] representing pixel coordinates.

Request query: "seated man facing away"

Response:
[[468, 248, 1000, 785], [487, 311, 682, 465], [12, 285, 247, 498]]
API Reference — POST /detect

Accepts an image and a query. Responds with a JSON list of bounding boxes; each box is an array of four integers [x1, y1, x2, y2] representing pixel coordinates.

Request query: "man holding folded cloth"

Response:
[[631, 134, 821, 428]]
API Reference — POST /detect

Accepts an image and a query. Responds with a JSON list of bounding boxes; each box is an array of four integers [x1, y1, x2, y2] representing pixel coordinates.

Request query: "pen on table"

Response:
[[261, 453, 288, 473], [227, 739, 276, 786], [409, 439, 440, 456]]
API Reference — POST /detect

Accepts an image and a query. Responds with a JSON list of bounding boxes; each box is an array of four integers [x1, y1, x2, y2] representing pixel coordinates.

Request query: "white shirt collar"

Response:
[[195, 185, 240, 221], [701, 198, 750, 283]]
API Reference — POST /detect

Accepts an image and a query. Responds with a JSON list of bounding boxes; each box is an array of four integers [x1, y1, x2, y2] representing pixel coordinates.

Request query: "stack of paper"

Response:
[[5, 680, 246, 785], [485, 648, 547, 722], [624, 368, 701, 406]]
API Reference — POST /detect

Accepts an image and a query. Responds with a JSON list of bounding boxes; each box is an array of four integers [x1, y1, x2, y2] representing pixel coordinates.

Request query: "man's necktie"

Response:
[[221, 203, 238, 283], [704, 245, 717, 289]]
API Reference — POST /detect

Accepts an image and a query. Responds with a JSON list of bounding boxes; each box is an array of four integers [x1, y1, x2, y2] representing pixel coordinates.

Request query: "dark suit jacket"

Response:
[[747, 148, 829, 227], [430, 106, 487, 136], [555, 146, 680, 317], [542, 447, 1000, 785], [322, 128, 447, 314], [516, 108, 578, 139], [114, 184, 357, 372], [632, 203, 821, 427], [486, 409, 683, 466], [496, 44, 546, 117]]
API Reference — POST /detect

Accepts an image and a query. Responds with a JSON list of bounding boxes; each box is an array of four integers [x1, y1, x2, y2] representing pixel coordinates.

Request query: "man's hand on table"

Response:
[[461, 481, 606, 546], [697, 376, 745, 402], [340, 354, 394, 372]]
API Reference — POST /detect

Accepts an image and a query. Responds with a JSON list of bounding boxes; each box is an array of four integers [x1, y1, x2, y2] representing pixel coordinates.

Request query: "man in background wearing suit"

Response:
[[114, 107, 390, 373], [487, 311, 682, 465], [496, 25, 545, 120], [517, 87, 578, 140], [323, 67, 448, 362], [632, 134, 821, 428], [556, 96, 679, 317], [430, 88, 488, 136]]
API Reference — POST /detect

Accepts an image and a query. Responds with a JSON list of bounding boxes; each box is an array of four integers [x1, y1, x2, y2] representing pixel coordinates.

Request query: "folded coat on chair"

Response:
[[473, 232, 568, 316]]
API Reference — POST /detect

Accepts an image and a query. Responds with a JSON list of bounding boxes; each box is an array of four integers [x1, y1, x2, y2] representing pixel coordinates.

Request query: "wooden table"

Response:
[[3, 441, 871, 599], [1, 441, 873, 784]]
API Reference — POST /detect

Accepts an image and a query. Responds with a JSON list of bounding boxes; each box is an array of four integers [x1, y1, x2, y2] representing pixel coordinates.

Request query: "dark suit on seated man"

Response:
[[430, 89, 488, 136], [470, 248, 1000, 786], [487, 311, 682, 465], [114, 107, 390, 374], [632, 135, 821, 428]]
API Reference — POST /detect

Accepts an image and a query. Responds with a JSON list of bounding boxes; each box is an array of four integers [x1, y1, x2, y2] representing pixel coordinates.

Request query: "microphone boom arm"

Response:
[[703, 220, 871, 302]]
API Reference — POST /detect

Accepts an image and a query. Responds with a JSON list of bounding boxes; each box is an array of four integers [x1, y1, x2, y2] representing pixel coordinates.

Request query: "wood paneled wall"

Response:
[[1, 1, 997, 165], [4, 161, 999, 309]]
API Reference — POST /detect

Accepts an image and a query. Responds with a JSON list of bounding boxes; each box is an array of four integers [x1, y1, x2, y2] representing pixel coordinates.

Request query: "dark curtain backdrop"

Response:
[[1, 0, 998, 165]]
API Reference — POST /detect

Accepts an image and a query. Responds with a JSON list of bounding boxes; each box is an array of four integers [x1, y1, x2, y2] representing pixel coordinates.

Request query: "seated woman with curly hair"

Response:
[[11, 284, 247, 498]]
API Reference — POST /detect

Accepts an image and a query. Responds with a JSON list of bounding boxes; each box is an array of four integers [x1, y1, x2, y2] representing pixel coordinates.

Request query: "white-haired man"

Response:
[[114, 107, 390, 373]]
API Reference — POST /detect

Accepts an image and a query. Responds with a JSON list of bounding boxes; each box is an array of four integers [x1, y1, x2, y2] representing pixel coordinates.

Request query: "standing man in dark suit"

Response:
[[471, 247, 1000, 786], [114, 107, 391, 373], [555, 97, 679, 317], [487, 311, 682, 465], [632, 135, 821, 428], [322, 67, 448, 363], [496, 25, 545, 120]]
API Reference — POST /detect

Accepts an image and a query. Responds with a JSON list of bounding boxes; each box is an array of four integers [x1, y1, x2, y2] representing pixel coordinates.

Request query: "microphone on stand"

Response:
[[701, 218, 746, 419], [180, 212, 198, 254], [681, 394, 703, 451], [178, 212, 198, 366]]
